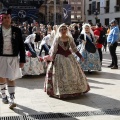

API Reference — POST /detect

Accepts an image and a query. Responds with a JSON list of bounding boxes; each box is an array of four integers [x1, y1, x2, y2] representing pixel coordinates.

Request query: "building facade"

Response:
[[68, 0, 85, 23], [39, 0, 63, 25], [0, 0, 85, 25], [0, 0, 45, 23], [85, 0, 120, 26]]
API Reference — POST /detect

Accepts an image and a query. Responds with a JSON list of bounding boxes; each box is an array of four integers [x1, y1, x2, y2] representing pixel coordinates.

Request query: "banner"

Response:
[[100, 0, 105, 7], [11, 7, 39, 20], [63, 4, 71, 24]]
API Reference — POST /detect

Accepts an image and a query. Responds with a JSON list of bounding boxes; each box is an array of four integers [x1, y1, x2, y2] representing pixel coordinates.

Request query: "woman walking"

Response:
[[76, 24, 101, 72], [44, 24, 90, 99]]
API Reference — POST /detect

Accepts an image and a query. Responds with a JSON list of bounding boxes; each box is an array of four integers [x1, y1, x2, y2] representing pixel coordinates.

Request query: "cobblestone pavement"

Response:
[[0, 47, 120, 120]]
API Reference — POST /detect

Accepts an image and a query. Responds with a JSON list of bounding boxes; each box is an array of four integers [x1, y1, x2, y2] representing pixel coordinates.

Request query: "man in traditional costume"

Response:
[[0, 9, 26, 109]]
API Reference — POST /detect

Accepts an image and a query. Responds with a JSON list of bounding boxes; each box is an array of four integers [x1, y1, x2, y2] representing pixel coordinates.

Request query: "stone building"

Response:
[[0, 0, 67, 24], [68, 0, 85, 23], [85, 0, 120, 26], [39, 0, 63, 25]]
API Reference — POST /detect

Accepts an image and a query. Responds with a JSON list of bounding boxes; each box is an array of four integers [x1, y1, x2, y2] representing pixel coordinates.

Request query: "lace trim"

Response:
[[58, 39, 70, 51]]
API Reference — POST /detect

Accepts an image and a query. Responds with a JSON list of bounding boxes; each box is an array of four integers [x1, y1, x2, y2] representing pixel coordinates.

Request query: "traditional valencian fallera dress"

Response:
[[76, 34, 101, 71], [44, 37, 89, 99], [22, 34, 44, 75]]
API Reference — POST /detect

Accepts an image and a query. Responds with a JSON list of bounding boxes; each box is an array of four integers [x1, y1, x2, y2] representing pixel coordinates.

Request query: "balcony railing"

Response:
[[87, 10, 92, 15], [104, 6, 109, 13], [114, 5, 120, 12]]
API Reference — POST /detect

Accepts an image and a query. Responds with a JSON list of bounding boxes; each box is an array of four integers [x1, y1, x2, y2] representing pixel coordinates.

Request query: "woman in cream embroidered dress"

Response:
[[44, 24, 90, 99]]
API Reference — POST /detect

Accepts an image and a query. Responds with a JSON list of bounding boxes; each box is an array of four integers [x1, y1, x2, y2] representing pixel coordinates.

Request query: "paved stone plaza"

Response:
[[0, 47, 120, 120]]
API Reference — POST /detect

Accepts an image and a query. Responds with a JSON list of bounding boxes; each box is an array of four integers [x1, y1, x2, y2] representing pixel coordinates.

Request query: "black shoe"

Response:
[[2, 96, 9, 104], [111, 66, 118, 69], [9, 102, 17, 109], [9, 93, 16, 109], [108, 64, 113, 68]]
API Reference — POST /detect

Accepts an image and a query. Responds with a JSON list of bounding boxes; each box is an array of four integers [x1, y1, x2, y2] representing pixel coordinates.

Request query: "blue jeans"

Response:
[[39, 44, 50, 56]]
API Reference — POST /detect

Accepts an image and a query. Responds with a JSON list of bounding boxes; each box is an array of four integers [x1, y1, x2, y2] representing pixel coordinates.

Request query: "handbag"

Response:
[[84, 35, 96, 53]]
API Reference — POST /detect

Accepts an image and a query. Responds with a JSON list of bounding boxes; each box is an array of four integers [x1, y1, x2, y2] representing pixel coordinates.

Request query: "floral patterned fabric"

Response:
[[22, 56, 44, 75], [75, 43, 101, 71], [44, 37, 89, 99]]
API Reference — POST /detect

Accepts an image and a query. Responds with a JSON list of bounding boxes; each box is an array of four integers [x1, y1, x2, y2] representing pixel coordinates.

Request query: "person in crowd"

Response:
[[24, 33, 37, 57], [32, 22, 40, 33], [49, 25, 58, 47], [39, 33, 51, 56], [107, 19, 119, 69], [29, 23, 34, 34], [32, 22, 41, 49], [43, 23, 90, 99], [23, 33, 44, 75], [107, 26, 111, 34], [0, 9, 26, 109], [72, 25, 80, 46], [34, 31, 41, 49], [78, 23, 83, 34], [94, 23, 103, 64], [76, 23, 101, 72], [46, 25, 52, 35], [103, 26, 110, 52], [21, 22, 29, 41], [40, 24, 46, 34]]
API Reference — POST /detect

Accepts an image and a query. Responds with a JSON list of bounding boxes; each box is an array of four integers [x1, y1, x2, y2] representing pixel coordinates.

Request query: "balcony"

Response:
[[87, 10, 92, 15], [104, 6, 109, 13], [114, 5, 120, 12]]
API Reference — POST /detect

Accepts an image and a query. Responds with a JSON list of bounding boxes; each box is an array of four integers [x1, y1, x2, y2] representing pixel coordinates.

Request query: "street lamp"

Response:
[[94, 9, 99, 23]]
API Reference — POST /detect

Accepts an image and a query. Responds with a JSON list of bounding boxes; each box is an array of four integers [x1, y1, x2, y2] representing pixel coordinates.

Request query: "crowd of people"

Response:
[[0, 8, 119, 109]]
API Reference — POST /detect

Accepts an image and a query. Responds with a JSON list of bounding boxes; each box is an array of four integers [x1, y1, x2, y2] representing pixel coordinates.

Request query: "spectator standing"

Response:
[[72, 25, 80, 46], [107, 19, 119, 69], [94, 23, 103, 64]]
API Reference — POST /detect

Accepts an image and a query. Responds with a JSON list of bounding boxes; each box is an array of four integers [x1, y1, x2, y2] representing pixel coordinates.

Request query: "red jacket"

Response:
[[94, 27, 103, 48]]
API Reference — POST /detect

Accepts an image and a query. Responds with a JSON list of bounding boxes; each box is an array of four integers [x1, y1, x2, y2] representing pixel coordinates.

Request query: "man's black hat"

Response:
[[0, 8, 12, 15]]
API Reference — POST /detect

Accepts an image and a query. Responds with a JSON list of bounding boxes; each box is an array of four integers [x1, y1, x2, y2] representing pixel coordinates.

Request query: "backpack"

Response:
[[98, 30, 106, 44]]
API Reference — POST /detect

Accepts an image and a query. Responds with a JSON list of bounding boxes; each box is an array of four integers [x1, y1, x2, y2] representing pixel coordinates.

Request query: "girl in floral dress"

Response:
[[23, 33, 44, 75], [43, 24, 90, 99]]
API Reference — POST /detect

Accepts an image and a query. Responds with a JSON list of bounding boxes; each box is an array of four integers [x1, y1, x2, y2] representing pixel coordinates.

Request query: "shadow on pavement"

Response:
[[16, 74, 45, 89], [63, 93, 120, 112], [85, 71, 120, 80], [90, 86, 104, 89], [12, 104, 79, 120], [88, 79, 115, 85]]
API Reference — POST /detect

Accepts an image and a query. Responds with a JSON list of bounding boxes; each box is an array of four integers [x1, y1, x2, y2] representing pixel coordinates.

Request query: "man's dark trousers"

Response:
[[108, 42, 118, 67]]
